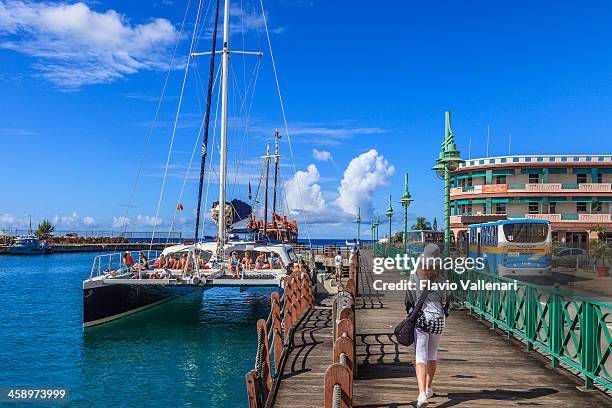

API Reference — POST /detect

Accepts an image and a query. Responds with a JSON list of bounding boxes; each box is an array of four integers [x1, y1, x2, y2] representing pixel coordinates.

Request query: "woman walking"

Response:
[[405, 244, 450, 408]]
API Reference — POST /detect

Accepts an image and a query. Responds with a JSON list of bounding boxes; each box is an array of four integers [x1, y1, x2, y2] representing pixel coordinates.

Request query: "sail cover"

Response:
[[210, 199, 252, 226]]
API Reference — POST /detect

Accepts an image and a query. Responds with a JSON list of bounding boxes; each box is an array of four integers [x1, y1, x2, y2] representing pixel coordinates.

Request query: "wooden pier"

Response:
[[249, 250, 611, 407]]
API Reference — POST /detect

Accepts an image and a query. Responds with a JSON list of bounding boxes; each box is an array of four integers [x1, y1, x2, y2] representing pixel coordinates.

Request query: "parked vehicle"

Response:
[[552, 247, 588, 268]]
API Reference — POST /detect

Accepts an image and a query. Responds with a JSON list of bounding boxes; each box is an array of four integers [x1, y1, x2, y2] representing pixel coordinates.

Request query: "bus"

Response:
[[467, 219, 552, 277], [405, 230, 445, 254]]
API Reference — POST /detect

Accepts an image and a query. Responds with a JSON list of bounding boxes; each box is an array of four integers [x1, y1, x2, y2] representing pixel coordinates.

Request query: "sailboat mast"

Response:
[[272, 131, 280, 225], [263, 144, 270, 234], [218, 0, 230, 250]]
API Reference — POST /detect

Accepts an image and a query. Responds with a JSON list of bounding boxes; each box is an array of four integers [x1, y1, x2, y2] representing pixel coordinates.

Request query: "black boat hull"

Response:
[[83, 283, 202, 328]]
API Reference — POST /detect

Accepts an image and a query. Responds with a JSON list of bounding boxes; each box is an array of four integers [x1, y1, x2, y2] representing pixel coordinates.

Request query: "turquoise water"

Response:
[[0, 253, 275, 407]]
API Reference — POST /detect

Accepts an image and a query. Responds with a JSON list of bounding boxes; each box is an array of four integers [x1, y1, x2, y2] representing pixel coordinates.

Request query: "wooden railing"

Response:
[[245, 268, 315, 408], [324, 253, 359, 408]]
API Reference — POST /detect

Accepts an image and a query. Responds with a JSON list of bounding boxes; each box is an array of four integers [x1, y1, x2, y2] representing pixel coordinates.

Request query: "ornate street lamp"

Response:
[[400, 173, 413, 252], [373, 217, 380, 241], [386, 194, 394, 247], [432, 111, 464, 256]]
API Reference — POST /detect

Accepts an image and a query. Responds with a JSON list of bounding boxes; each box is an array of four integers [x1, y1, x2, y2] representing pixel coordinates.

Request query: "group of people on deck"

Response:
[[227, 251, 284, 276], [112, 250, 287, 280]]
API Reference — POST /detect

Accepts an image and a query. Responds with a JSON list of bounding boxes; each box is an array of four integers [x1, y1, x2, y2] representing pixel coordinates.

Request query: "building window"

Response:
[[528, 202, 539, 214], [593, 202, 602, 212], [577, 202, 587, 212], [549, 202, 556, 214], [495, 175, 506, 184], [495, 203, 506, 214], [577, 174, 587, 184], [528, 173, 540, 184], [597, 173, 603, 183], [466, 177, 473, 187]]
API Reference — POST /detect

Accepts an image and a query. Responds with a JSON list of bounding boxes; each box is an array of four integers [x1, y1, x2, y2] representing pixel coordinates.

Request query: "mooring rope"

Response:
[[332, 384, 342, 408]]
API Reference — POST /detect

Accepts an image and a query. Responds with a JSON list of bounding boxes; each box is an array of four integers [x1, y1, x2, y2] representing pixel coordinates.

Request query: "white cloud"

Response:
[[136, 214, 163, 226], [112, 216, 130, 228], [312, 149, 332, 162], [0, 1, 178, 88], [50, 211, 97, 228], [284, 164, 326, 214], [336, 149, 395, 217], [0, 213, 16, 225]]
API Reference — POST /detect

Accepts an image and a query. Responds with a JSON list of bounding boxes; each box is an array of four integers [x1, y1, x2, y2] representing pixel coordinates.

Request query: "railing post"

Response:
[[245, 370, 262, 408], [580, 301, 596, 389], [334, 336, 355, 375], [505, 286, 516, 340], [324, 363, 352, 408], [548, 293, 563, 368], [525, 287, 536, 351], [256, 319, 273, 397]]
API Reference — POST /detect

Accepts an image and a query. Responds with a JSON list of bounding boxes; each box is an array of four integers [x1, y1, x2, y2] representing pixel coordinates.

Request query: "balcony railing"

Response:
[[454, 213, 612, 222], [451, 182, 612, 196]]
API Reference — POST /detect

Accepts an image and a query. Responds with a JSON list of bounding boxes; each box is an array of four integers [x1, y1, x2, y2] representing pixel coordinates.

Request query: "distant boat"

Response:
[[7, 215, 48, 255], [7, 235, 48, 255]]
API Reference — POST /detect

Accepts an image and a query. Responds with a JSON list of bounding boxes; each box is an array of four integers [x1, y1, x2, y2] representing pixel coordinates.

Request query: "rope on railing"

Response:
[[331, 384, 342, 408], [245, 267, 316, 408], [324, 252, 359, 408]]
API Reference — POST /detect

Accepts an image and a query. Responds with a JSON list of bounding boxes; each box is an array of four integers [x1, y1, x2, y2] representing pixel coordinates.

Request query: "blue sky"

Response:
[[1, 0, 612, 238]]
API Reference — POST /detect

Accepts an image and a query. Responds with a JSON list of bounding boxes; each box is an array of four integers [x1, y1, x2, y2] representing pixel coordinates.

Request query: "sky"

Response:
[[1, 0, 612, 239]]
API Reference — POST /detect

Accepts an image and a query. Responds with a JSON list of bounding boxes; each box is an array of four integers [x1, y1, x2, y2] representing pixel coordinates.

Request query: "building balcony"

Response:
[[450, 213, 612, 226], [451, 182, 612, 197]]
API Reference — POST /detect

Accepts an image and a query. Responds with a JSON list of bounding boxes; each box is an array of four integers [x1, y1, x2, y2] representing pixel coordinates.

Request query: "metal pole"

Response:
[[218, 0, 231, 252], [263, 143, 270, 234], [444, 165, 451, 257], [356, 207, 361, 241]]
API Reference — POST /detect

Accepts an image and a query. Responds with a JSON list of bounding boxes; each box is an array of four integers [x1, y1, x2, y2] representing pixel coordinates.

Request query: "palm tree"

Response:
[[411, 217, 431, 230], [35, 219, 55, 239]]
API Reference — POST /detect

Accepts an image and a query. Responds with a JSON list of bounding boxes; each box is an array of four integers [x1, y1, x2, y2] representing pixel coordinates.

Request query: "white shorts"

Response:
[[414, 327, 442, 364]]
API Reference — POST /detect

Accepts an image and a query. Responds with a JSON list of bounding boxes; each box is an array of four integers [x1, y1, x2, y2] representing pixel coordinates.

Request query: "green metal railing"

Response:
[[562, 183, 580, 189], [371, 244, 611, 391], [508, 183, 526, 189], [561, 213, 580, 220]]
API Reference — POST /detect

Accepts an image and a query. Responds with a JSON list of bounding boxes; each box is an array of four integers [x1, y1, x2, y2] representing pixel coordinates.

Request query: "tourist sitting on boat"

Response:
[[166, 256, 177, 269], [255, 253, 269, 269], [123, 252, 135, 272], [228, 251, 241, 277], [139, 252, 149, 269], [151, 255, 165, 268], [241, 252, 253, 270], [269, 253, 283, 269], [182, 253, 193, 274]]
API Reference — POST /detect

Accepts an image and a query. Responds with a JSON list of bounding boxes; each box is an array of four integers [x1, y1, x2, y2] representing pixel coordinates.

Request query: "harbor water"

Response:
[[0, 252, 275, 407]]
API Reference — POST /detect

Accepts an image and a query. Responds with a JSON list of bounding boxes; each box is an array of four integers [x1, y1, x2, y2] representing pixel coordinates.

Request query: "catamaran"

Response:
[[83, 0, 308, 328]]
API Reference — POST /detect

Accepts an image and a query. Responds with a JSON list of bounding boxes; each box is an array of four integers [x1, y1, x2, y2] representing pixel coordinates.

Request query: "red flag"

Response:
[[177, 203, 184, 211]]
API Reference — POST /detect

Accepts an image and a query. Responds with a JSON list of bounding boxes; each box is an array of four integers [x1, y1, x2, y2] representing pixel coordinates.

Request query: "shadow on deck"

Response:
[[272, 251, 610, 407]]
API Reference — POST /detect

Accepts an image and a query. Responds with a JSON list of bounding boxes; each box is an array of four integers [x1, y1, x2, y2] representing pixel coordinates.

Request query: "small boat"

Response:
[[7, 216, 48, 255], [7, 235, 48, 255]]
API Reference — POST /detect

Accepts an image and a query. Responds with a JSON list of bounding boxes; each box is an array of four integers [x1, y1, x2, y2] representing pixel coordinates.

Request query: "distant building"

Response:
[[450, 154, 612, 249]]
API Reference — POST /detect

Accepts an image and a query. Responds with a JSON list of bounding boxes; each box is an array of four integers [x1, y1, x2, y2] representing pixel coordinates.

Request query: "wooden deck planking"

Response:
[[353, 251, 611, 407], [272, 250, 611, 407]]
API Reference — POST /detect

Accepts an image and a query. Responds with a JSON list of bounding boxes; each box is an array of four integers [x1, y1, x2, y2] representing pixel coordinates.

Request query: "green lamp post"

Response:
[[432, 111, 464, 257], [373, 217, 380, 241], [400, 173, 413, 252], [386, 194, 394, 247], [356, 207, 361, 241]]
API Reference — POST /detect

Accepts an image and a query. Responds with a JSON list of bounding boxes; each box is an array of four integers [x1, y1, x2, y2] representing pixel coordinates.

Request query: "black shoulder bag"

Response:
[[394, 289, 429, 346]]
